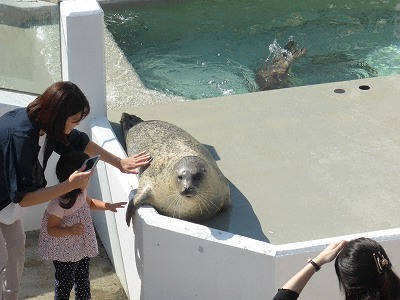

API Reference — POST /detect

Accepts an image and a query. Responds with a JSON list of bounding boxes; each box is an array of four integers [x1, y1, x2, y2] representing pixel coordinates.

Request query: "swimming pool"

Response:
[[104, 0, 400, 100], [0, 1, 60, 95]]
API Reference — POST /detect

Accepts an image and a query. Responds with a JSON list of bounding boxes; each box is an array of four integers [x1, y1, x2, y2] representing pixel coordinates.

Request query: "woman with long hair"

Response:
[[272, 237, 400, 300], [0, 81, 151, 300]]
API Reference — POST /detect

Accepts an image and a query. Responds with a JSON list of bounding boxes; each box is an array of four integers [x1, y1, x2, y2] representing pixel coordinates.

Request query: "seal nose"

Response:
[[182, 185, 195, 197]]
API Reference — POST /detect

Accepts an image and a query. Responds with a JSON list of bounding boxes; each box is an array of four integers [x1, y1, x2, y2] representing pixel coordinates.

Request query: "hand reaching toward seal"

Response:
[[83, 140, 152, 175], [119, 150, 152, 174]]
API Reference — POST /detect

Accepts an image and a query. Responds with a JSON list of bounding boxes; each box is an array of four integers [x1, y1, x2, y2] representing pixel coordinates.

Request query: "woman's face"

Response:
[[64, 112, 82, 135]]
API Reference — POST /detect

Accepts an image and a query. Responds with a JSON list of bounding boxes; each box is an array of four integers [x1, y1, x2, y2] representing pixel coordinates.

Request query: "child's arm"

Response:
[[47, 214, 84, 237], [86, 195, 126, 212]]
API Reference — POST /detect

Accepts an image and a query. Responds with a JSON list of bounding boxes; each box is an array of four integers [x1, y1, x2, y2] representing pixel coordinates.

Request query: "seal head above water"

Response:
[[120, 113, 231, 226]]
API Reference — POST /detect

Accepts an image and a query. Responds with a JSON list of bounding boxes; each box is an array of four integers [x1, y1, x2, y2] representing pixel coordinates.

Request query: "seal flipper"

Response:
[[120, 113, 144, 139], [283, 40, 307, 59], [125, 184, 153, 226]]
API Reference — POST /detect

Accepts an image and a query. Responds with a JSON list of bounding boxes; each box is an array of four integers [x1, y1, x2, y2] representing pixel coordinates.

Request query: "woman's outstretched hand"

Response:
[[119, 151, 152, 174]]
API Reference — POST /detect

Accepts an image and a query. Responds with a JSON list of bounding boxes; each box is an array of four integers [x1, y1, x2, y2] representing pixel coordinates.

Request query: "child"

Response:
[[37, 151, 126, 300]]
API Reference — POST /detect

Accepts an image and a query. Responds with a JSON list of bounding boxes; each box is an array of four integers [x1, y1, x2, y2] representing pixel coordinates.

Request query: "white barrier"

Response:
[[85, 117, 400, 299]]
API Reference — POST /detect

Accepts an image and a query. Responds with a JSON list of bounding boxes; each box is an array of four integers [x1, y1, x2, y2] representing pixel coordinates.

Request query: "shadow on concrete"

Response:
[[202, 180, 269, 243]]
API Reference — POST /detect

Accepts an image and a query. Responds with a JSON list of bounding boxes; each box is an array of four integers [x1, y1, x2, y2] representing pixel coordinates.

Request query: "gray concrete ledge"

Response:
[[108, 75, 400, 244]]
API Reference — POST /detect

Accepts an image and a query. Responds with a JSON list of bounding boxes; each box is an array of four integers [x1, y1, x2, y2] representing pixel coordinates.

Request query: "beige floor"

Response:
[[20, 230, 128, 300]]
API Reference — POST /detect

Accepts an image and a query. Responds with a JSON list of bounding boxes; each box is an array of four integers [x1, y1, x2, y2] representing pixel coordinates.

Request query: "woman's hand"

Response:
[[67, 166, 92, 190], [313, 240, 348, 266], [119, 151, 152, 174]]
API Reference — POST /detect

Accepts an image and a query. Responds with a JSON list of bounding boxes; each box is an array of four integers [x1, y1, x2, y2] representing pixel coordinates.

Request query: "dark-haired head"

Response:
[[335, 237, 400, 300], [27, 81, 90, 145], [56, 151, 90, 209]]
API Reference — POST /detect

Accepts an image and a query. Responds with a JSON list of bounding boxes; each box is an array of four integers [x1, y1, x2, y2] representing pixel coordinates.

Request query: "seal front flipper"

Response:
[[125, 185, 153, 226]]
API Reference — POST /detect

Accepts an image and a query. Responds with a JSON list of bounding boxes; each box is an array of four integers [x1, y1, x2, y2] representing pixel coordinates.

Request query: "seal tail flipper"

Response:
[[283, 40, 295, 51], [292, 47, 307, 59], [125, 185, 153, 226], [120, 113, 144, 139], [283, 40, 307, 59]]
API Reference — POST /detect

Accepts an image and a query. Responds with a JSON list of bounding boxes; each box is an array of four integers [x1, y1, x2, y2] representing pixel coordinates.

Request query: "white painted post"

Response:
[[59, 0, 107, 130]]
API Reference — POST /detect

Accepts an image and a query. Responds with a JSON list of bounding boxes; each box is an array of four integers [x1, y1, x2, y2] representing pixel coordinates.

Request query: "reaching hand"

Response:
[[106, 201, 127, 212], [119, 151, 152, 174]]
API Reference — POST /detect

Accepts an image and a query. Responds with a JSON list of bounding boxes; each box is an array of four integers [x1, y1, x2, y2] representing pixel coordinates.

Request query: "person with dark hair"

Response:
[[37, 151, 126, 300], [335, 237, 400, 300], [272, 238, 400, 300], [0, 81, 151, 300]]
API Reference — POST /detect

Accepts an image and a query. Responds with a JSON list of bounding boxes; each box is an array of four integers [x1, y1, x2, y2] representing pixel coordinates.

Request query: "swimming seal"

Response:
[[256, 40, 307, 91], [120, 113, 231, 226]]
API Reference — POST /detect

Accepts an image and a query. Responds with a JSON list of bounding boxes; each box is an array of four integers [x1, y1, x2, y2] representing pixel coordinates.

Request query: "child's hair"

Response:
[[56, 151, 90, 209]]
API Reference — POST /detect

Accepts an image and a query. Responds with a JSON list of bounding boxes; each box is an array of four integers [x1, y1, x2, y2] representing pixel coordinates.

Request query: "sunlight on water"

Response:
[[104, 0, 400, 101], [0, 24, 60, 94]]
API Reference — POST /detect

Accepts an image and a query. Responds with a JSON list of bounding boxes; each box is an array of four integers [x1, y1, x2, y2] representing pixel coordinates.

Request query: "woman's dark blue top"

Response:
[[0, 107, 89, 211], [272, 289, 299, 300]]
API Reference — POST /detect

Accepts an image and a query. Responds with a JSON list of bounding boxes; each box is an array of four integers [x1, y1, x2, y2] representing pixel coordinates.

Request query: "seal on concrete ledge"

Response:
[[120, 113, 231, 226], [256, 40, 307, 91]]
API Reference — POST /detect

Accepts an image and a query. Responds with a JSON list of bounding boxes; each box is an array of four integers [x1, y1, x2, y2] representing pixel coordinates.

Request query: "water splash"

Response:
[[265, 38, 295, 65]]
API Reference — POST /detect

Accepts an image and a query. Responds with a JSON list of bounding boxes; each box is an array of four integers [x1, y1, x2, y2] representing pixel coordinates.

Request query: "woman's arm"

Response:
[[84, 140, 151, 174], [47, 214, 84, 237], [19, 169, 91, 207], [86, 195, 126, 212], [277, 240, 348, 295]]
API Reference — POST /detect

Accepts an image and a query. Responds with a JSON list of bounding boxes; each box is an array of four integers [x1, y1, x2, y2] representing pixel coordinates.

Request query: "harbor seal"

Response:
[[256, 40, 307, 91], [121, 113, 231, 226]]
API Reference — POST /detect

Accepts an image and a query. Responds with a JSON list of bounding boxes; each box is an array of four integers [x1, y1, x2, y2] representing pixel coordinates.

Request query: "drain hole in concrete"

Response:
[[359, 85, 370, 90], [334, 88, 346, 94]]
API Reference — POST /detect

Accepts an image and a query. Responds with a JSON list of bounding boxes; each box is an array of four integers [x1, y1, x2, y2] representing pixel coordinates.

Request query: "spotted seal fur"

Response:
[[121, 113, 231, 226]]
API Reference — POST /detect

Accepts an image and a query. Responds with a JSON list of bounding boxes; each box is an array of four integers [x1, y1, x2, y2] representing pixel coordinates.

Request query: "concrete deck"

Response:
[[108, 75, 400, 245]]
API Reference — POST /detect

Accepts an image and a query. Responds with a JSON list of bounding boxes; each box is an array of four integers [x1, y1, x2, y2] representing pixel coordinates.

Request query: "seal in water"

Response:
[[256, 40, 307, 91], [121, 113, 231, 226]]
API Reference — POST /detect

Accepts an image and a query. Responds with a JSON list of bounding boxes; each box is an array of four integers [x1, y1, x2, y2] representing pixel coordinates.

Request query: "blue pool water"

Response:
[[104, 0, 400, 100]]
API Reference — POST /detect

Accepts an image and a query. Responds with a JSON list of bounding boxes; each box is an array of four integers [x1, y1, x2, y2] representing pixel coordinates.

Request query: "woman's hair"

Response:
[[56, 151, 90, 209], [27, 81, 90, 145], [335, 237, 400, 300]]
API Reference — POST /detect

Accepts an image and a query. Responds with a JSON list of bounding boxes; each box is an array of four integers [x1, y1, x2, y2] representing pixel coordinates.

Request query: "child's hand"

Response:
[[106, 202, 127, 212], [69, 223, 84, 235]]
